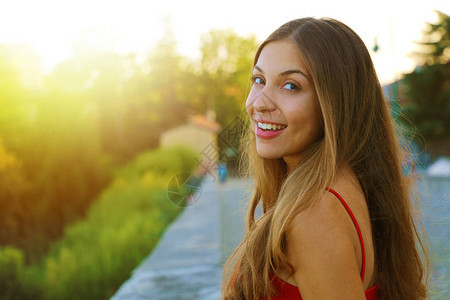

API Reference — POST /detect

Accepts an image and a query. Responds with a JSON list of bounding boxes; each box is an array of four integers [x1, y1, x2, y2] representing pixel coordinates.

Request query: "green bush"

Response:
[[38, 145, 198, 299], [0, 246, 23, 295], [114, 145, 199, 180], [0, 145, 199, 299], [0, 246, 42, 299]]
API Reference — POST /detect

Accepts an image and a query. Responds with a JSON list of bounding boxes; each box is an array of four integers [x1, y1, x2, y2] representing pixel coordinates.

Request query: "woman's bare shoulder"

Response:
[[284, 165, 374, 294], [288, 165, 365, 233], [284, 184, 366, 298]]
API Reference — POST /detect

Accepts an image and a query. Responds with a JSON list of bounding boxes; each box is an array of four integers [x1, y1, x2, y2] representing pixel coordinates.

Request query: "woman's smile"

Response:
[[255, 123, 287, 140]]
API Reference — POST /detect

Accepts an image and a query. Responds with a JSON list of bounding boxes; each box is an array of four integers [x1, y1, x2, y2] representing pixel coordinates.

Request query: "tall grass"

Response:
[[0, 145, 200, 299]]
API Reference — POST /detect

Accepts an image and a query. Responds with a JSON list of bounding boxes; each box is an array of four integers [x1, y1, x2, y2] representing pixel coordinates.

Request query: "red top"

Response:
[[232, 188, 379, 299]]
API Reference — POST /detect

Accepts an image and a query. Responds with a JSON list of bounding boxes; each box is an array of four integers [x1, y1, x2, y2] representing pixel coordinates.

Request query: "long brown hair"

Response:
[[221, 17, 428, 299]]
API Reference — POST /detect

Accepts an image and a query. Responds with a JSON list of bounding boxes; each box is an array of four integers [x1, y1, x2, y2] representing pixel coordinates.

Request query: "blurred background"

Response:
[[0, 0, 448, 299]]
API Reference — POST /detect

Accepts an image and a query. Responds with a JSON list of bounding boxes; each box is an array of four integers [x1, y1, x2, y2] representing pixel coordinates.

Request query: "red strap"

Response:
[[325, 188, 366, 282]]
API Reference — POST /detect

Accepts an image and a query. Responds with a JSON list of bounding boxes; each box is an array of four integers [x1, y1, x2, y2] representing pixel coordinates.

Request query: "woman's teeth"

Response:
[[257, 122, 287, 131]]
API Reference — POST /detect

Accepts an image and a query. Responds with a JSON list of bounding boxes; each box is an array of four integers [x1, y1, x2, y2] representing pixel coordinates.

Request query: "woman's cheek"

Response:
[[246, 89, 257, 110]]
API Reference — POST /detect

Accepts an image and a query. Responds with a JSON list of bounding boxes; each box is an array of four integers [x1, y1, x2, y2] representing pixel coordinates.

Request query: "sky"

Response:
[[0, 0, 449, 85]]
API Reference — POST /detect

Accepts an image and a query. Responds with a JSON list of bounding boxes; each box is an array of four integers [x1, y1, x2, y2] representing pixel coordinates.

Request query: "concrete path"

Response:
[[111, 175, 251, 300], [111, 174, 448, 299]]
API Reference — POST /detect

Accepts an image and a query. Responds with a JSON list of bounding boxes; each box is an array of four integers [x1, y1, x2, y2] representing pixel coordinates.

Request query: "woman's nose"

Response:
[[253, 90, 276, 112]]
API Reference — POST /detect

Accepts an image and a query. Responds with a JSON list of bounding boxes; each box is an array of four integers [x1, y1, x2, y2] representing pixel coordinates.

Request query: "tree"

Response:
[[118, 22, 193, 158], [402, 11, 450, 150], [199, 29, 258, 127], [413, 10, 450, 65], [0, 43, 112, 262]]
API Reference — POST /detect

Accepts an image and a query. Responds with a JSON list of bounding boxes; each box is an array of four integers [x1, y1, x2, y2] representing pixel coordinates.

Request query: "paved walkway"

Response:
[[111, 175, 251, 300], [111, 174, 448, 299]]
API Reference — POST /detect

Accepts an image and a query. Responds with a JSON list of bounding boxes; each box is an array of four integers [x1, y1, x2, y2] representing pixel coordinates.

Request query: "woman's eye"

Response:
[[283, 82, 299, 91], [252, 76, 265, 85]]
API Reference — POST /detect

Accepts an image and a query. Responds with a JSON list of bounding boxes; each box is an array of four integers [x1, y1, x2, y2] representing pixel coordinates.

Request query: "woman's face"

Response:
[[246, 40, 323, 170]]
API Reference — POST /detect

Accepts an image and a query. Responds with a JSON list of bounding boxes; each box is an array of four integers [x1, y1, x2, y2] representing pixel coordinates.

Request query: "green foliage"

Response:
[[0, 146, 197, 299], [403, 64, 450, 140], [115, 145, 199, 180], [0, 24, 254, 298], [414, 11, 450, 65], [0, 246, 23, 294], [40, 145, 197, 299], [42, 190, 173, 300], [402, 11, 450, 143], [0, 137, 35, 255], [0, 87, 113, 261], [196, 29, 258, 174], [0, 246, 42, 299], [199, 29, 258, 127]]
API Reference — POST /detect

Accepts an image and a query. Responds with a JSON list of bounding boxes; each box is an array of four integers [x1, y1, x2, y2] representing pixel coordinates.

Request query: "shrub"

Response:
[[39, 145, 198, 299], [0, 246, 42, 299]]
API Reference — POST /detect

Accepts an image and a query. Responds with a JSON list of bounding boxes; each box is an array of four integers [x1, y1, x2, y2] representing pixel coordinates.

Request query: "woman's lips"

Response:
[[255, 124, 286, 140]]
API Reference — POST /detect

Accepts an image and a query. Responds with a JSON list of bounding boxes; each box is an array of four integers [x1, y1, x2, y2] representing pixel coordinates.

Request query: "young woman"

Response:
[[221, 17, 428, 299]]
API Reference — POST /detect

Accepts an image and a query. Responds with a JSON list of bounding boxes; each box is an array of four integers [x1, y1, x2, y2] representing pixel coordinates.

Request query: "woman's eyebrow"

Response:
[[254, 65, 310, 81]]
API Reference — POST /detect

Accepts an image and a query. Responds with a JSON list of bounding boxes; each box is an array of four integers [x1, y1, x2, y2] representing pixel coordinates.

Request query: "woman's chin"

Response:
[[256, 148, 283, 160]]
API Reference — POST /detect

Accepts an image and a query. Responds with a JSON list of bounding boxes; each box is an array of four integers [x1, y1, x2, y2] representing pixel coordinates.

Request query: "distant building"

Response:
[[160, 110, 221, 175]]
